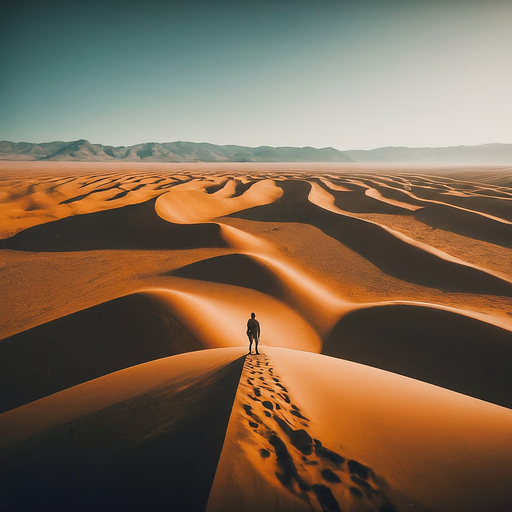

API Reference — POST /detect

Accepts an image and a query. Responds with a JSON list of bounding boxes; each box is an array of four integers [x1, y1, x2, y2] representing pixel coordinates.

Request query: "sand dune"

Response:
[[364, 186, 422, 211], [324, 182, 409, 214], [155, 178, 282, 223], [229, 180, 512, 295], [0, 348, 246, 512], [0, 279, 323, 413], [169, 243, 347, 334], [414, 203, 512, 248], [169, 253, 288, 300], [2, 346, 511, 511], [0, 198, 227, 251], [0, 291, 205, 413], [367, 178, 512, 220], [324, 303, 512, 408], [207, 348, 512, 512], [1, 162, 512, 511]]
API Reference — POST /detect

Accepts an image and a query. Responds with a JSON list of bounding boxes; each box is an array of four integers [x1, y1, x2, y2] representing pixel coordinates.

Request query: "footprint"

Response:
[[349, 486, 363, 499], [290, 409, 309, 421], [314, 440, 345, 466], [350, 476, 376, 496], [321, 469, 341, 483], [348, 460, 369, 480], [312, 484, 340, 512], [269, 435, 310, 492], [274, 415, 313, 455]]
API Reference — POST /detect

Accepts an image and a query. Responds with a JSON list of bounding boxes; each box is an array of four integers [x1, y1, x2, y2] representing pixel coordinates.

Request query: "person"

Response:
[[246, 312, 260, 355]]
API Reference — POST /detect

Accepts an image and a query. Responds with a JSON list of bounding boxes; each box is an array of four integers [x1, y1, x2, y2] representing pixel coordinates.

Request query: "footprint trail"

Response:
[[239, 352, 398, 512]]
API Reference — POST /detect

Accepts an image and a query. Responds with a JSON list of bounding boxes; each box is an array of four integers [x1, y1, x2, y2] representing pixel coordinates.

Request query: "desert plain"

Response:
[[0, 161, 511, 512]]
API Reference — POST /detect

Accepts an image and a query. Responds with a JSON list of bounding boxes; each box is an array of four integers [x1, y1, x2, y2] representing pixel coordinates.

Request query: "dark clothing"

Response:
[[247, 318, 260, 338]]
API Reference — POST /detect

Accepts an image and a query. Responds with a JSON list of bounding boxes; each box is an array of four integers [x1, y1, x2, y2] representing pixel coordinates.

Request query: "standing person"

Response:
[[246, 312, 260, 355]]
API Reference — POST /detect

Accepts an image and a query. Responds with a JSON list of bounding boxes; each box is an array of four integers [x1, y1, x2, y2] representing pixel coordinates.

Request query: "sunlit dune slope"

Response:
[[0, 291, 205, 413], [0, 165, 190, 238], [314, 178, 408, 214], [324, 303, 512, 408], [0, 198, 227, 251], [229, 180, 512, 295], [0, 348, 246, 512], [145, 285, 321, 355], [168, 250, 347, 335], [0, 282, 322, 413], [155, 178, 282, 223], [352, 177, 512, 220], [207, 347, 512, 512]]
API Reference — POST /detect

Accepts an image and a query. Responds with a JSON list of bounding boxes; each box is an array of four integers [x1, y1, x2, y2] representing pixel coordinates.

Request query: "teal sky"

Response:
[[1, 0, 511, 150]]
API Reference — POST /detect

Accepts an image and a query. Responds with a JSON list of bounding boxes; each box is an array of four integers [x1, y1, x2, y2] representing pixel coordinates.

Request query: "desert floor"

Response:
[[0, 161, 511, 512]]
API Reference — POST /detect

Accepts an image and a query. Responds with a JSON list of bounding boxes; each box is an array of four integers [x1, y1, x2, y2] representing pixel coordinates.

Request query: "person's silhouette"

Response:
[[246, 312, 260, 355]]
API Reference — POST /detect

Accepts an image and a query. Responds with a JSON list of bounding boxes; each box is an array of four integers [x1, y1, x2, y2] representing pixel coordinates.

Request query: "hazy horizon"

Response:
[[2, 138, 511, 152], [2, 0, 511, 150]]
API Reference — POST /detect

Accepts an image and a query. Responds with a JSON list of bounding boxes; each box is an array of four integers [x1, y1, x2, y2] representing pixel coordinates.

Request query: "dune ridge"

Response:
[[229, 180, 512, 295], [310, 180, 512, 283], [155, 178, 283, 224], [0, 198, 228, 252]]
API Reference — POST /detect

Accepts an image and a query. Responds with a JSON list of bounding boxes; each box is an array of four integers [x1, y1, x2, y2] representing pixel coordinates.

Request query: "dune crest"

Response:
[[147, 287, 322, 353], [208, 348, 512, 512], [155, 179, 282, 224], [364, 186, 422, 211], [308, 181, 512, 289]]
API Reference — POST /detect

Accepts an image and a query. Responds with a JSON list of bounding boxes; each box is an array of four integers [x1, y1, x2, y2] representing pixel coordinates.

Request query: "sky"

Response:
[[1, 0, 511, 150]]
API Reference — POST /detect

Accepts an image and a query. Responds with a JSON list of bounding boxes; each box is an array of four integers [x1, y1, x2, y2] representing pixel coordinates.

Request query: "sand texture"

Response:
[[1, 161, 512, 511]]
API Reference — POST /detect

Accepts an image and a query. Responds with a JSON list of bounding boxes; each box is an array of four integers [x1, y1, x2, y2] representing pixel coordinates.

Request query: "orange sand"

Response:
[[1, 161, 511, 511]]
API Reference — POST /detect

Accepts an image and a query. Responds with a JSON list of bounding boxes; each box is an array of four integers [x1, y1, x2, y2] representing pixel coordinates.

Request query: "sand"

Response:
[[1, 161, 511, 511]]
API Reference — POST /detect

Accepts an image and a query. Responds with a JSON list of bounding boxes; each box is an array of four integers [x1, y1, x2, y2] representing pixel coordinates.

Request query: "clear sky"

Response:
[[1, 0, 511, 150]]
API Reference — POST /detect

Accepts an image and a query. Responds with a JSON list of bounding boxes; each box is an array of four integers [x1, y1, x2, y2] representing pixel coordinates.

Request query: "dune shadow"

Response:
[[228, 180, 512, 296], [0, 355, 246, 512], [319, 183, 406, 214], [324, 304, 512, 408], [0, 198, 227, 251], [0, 292, 205, 413], [413, 204, 512, 248], [167, 253, 286, 299]]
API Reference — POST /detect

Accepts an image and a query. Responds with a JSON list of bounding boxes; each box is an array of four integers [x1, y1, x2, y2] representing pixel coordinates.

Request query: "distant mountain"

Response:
[[0, 140, 353, 163], [1, 140, 511, 164], [343, 144, 512, 165]]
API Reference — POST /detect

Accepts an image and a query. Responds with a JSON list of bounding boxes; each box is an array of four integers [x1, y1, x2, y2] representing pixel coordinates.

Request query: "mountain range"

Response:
[[1, 139, 512, 164]]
